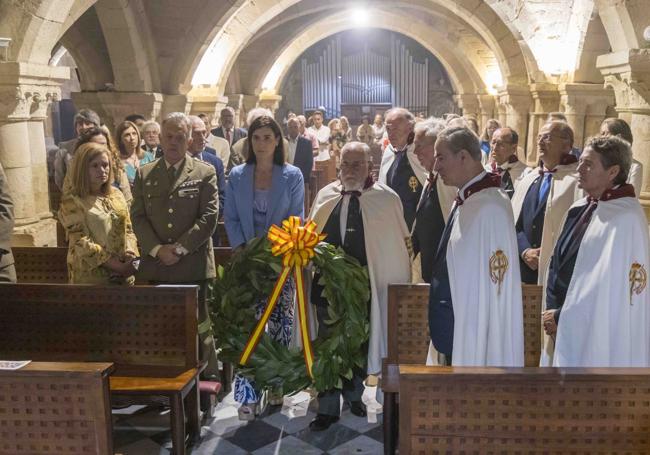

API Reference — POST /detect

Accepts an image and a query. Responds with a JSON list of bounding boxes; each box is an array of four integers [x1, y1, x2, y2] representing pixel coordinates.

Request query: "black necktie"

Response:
[[501, 169, 513, 196], [344, 195, 361, 245], [387, 149, 406, 186]]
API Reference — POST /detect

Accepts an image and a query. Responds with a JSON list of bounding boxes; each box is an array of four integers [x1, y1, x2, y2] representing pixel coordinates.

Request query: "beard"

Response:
[[341, 178, 364, 192]]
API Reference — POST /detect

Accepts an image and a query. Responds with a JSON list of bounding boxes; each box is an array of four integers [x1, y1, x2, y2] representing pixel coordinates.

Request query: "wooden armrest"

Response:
[[110, 368, 200, 393]]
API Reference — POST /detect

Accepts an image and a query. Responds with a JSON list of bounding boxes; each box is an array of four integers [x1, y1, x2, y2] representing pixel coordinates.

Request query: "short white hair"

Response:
[[385, 107, 415, 126], [414, 117, 446, 140], [247, 107, 273, 126], [162, 112, 192, 136], [341, 141, 371, 160], [142, 120, 160, 133], [187, 115, 206, 131]]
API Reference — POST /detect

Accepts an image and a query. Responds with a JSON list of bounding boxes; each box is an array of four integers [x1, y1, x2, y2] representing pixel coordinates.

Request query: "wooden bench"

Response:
[[0, 283, 202, 455], [398, 365, 650, 454], [0, 361, 114, 454], [382, 283, 543, 454], [12, 246, 233, 284]]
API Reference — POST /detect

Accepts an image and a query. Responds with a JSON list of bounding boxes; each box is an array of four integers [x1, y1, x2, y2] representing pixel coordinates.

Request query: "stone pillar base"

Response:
[[12, 216, 57, 247]]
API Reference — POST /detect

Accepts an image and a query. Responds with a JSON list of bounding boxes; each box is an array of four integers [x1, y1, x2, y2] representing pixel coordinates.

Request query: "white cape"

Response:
[[447, 187, 524, 366], [553, 196, 650, 367], [511, 162, 582, 287], [378, 143, 427, 187], [308, 181, 411, 374]]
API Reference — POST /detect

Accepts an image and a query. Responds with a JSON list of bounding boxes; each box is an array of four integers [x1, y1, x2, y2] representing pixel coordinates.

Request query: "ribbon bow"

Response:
[[239, 216, 326, 378]]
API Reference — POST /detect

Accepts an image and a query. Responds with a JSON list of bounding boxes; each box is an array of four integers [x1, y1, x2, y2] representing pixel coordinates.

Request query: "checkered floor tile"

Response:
[[113, 391, 384, 454]]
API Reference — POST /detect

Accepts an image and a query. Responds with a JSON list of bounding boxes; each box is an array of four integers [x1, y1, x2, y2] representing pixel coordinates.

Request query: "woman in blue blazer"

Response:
[[224, 115, 304, 419]]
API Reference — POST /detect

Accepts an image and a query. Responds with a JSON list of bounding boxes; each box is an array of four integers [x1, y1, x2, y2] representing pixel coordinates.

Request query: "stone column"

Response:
[[0, 62, 68, 246], [478, 95, 497, 130], [161, 94, 192, 119], [456, 93, 480, 120], [188, 85, 228, 125], [71, 91, 163, 131], [228, 94, 259, 128], [498, 85, 532, 158], [526, 83, 560, 165], [598, 49, 650, 216], [559, 83, 615, 149], [257, 91, 282, 115]]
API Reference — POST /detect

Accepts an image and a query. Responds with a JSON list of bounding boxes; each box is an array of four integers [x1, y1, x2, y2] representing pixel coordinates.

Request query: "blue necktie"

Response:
[[538, 172, 553, 206]]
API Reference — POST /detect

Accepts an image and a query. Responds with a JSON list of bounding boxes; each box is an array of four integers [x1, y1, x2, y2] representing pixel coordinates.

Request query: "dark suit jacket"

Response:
[[130, 156, 218, 283], [288, 136, 313, 183], [515, 175, 547, 283], [0, 163, 15, 282], [545, 202, 588, 324], [211, 126, 247, 145], [142, 144, 163, 159], [198, 147, 226, 216]]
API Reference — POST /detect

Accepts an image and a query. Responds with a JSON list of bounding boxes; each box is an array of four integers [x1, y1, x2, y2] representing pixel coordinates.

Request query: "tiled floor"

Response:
[[113, 391, 384, 454]]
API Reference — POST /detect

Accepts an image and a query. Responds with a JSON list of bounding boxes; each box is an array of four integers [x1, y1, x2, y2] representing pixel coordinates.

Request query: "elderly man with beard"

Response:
[[307, 141, 411, 431]]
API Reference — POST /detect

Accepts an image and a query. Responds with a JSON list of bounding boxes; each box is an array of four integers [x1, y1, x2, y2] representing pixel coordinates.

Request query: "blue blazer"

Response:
[[224, 163, 304, 248]]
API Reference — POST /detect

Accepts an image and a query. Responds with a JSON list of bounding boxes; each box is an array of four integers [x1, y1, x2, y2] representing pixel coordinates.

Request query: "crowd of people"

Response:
[[0, 102, 648, 432]]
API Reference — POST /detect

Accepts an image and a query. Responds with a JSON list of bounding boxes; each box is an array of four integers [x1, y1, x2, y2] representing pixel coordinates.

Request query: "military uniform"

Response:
[[130, 155, 219, 375]]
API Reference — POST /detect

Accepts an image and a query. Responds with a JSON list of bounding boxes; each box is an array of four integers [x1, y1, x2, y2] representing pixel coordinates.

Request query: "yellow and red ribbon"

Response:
[[239, 216, 325, 378]]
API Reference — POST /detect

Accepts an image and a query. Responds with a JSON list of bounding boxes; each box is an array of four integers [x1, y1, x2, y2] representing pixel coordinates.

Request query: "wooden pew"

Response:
[[382, 283, 543, 454], [0, 283, 202, 455], [0, 361, 114, 454], [398, 365, 650, 454], [12, 246, 233, 284]]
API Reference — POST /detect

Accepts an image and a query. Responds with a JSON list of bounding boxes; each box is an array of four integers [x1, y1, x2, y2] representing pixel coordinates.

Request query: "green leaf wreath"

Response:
[[207, 236, 370, 394]]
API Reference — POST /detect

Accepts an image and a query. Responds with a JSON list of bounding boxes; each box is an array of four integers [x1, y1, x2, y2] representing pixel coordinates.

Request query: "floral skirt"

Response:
[[234, 278, 295, 404]]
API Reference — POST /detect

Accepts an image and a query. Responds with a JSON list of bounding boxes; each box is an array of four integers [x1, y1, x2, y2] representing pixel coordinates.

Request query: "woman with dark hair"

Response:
[[58, 143, 138, 285], [115, 120, 155, 186], [62, 126, 132, 204], [224, 115, 304, 419], [600, 117, 643, 196]]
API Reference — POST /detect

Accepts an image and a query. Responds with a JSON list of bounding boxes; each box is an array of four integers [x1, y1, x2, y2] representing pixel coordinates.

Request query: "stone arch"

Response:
[[595, 0, 648, 52], [188, 0, 533, 97], [253, 12, 486, 98]]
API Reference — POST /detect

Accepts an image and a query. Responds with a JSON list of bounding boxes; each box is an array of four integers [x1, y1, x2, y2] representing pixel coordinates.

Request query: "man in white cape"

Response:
[[429, 126, 524, 366], [512, 121, 582, 287], [307, 141, 411, 431], [543, 136, 650, 367], [485, 127, 531, 199], [378, 107, 428, 232]]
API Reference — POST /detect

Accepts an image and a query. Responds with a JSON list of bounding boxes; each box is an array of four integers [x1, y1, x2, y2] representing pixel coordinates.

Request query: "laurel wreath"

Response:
[[208, 236, 370, 394]]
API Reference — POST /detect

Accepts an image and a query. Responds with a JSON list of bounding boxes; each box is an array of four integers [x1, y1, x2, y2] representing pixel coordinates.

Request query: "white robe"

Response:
[[378, 143, 427, 187], [628, 159, 643, 198], [308, 181, 411, 374], [511, 162, 583, 287], [553, 196, 650, 367], [484, 159, 532, 192], [447, 187, 524, 366]]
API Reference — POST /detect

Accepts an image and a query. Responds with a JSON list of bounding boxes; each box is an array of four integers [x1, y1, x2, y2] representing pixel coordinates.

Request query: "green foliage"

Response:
[[207, 236, 370, 394]]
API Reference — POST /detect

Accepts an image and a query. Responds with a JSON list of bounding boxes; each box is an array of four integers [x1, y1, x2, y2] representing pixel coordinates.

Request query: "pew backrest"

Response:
[[398, 365, 650, 454], [0, 283, 199, 377], [0, 361, 114, 454], [13, 246, 233, 284], [383, 284, 543, 390]]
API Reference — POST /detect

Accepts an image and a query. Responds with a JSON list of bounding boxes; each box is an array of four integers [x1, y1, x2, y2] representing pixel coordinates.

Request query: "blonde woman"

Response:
[[58, 142, 138, 284], [115, 120, 155, 186]]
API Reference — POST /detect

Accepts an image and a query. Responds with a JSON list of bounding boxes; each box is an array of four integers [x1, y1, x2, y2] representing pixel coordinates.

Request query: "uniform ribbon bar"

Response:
[[239, 216, 326, 378]]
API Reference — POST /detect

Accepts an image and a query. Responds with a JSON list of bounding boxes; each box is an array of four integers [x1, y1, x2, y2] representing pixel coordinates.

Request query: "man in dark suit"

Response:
[[286, 117, 313, 186], [411, 118, 455, 283], [131, 112, 219, 378], [141, 120, 163, 158], [210, 106, 247, 147], [0, 163, 16, 283], [189, 116, 225, 219]]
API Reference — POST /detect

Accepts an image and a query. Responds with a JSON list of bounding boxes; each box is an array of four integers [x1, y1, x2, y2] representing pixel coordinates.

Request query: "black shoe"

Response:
[[309, 414, 339, 431], [349, 401, 367, 417]]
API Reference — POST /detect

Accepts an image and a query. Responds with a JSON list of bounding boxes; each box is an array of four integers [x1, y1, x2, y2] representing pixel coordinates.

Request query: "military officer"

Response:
[[131, 112, 219, 377]]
